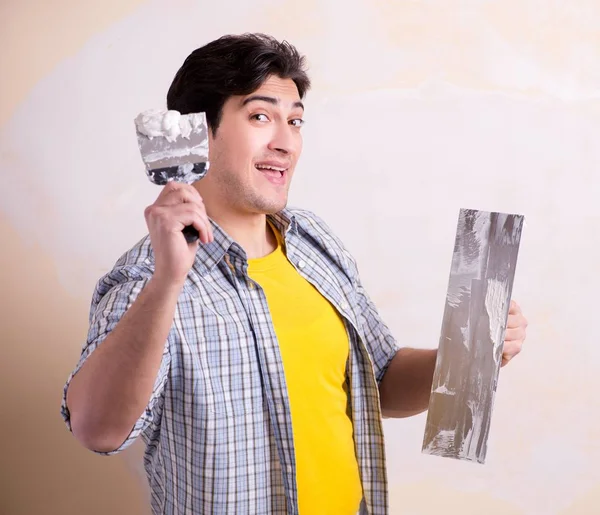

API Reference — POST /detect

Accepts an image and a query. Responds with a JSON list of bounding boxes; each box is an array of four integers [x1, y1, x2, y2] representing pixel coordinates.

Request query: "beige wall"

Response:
[[1, 1, 599, 514]]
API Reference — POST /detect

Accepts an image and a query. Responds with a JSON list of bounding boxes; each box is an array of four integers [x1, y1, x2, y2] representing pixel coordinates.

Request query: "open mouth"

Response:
[[255, 163, 288, 178]]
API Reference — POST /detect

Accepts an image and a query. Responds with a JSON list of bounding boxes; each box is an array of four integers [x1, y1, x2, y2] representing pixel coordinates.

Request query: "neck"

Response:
[[208, 207, 278, 259]]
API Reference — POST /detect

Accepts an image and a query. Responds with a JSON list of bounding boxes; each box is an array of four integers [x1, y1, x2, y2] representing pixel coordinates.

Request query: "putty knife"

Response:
[[135, 109, 210, 243], [422, 208, 524, 464]]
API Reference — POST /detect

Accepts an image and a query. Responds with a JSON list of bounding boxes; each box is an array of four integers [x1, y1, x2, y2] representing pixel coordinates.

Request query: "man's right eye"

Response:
[[251, 114, 269, 122]]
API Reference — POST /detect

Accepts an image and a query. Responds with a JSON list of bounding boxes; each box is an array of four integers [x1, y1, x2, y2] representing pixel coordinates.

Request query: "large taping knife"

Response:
[[422, 208, 524, 464]]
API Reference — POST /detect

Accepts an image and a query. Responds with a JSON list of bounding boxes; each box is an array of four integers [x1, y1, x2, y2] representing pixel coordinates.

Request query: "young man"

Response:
[[61, 34, 528, 515]]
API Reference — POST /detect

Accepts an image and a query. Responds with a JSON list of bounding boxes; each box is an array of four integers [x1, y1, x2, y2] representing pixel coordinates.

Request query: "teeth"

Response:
[[256, 164, 285, 172]]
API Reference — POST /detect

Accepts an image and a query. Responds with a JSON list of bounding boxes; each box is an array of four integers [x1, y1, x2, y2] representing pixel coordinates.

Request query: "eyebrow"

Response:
[[242, 95, 304, 111]]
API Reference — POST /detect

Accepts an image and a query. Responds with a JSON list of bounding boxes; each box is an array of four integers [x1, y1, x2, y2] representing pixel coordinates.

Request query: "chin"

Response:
[[253, 197, 288, 215], [263, 202, 287, 215]]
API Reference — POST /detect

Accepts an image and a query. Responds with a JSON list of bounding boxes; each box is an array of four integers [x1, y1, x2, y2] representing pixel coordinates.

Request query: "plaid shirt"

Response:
[[61, 208, 399, 514]]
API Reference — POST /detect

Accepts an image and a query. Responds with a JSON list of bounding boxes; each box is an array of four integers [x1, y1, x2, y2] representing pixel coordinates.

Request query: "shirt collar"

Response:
[[192, 208, 298, 277]]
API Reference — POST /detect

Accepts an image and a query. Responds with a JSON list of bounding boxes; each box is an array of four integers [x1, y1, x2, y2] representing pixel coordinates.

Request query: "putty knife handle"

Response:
[[182, 225, 199, 243]]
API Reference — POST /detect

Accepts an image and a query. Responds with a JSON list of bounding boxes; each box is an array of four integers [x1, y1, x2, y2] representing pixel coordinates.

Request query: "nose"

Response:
[[268, 121, 298, 155]]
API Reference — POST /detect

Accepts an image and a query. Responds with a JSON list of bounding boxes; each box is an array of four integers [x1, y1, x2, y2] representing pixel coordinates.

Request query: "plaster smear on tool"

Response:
[[424, 430, 455, 455], [485, 278, 510, 359], [433, 384, 456, 395], [151, 162, 198, 184], [135, 108, 209, 185], [460, 400, 486, 458], [135, 108, 206, 142]]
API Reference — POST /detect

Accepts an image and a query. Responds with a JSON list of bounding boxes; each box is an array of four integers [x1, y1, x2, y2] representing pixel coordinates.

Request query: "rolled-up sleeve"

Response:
[[61, 270, 171, 455]]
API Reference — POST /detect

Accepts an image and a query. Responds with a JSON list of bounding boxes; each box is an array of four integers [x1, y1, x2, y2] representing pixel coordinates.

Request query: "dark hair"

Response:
[[166, 33, 311, 134]]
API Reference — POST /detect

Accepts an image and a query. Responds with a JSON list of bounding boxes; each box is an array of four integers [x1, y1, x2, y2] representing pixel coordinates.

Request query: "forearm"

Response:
[[66, 277, 182, 452], [378, 348, 437, 418]]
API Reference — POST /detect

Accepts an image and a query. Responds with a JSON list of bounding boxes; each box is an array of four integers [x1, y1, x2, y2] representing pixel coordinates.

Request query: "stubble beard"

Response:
[[219, 168, 289, 215]]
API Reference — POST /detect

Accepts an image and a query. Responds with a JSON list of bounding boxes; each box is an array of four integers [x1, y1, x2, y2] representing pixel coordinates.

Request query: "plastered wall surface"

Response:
[[1, 1, 598, 513]]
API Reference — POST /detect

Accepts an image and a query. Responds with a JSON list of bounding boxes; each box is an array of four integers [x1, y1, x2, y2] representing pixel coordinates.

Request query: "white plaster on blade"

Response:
[[446, 291, 461, 308], [453, 211, 488, 277], [424, 430, 456, 456], [141, 142, 208, 164], [461, 324, 470, 350], [433, 384, 456, 395], [472, 210, 490, 246], [485, 277, 510, 360], [461, 399, 486, 462], [135, 109, 207, 143]]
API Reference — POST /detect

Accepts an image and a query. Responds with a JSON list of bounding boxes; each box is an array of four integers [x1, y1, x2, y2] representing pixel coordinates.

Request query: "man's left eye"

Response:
[[290, 119, 305, 127]]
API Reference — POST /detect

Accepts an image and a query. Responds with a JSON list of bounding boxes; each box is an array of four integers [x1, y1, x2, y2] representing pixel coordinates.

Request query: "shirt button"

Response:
[[341, 301, 349, 311], [224, 254, 235, 272], [297, 260, 306, 269], [248, 281, 255, 290]]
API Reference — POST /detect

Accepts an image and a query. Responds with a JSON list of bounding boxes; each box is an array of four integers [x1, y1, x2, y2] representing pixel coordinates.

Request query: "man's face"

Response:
[[200, 75, 305, 217]]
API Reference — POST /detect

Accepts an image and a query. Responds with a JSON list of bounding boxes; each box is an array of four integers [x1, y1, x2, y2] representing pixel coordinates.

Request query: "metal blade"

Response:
[[422, 208, 524, 464], [135, 111, 209, 185]]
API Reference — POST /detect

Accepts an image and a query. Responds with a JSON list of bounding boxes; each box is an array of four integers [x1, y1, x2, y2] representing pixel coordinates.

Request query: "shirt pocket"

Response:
[[190, 308, 265, 418]]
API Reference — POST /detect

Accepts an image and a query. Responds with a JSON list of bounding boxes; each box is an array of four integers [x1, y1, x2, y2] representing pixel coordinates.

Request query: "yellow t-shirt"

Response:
[[247, 226, 363, 514]]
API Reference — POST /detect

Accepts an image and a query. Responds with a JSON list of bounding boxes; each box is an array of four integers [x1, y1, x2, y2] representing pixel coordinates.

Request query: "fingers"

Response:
[[148, 182, 213, 243], [509, 299, 522, 315], [168, 204, 213, 244], [505, 311, 527, 342], [157, 181, 204, 207], [504, 326, 526, 342], [502, 301, 527, 368], [502, 311, 527, 367], [506, 312, 528, 330], [502, 340, 523, 366], [507, 309, 527, 328], [145, 198, 213, 244]]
